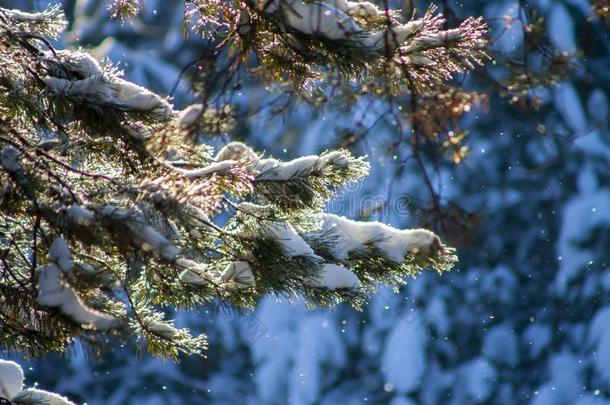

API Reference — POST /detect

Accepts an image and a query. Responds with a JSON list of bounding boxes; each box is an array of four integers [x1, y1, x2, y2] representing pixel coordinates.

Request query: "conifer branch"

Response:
[[0, 3, 458, 363]]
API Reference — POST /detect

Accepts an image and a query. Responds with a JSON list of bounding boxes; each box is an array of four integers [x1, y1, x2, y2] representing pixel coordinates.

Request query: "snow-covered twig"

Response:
[[236, 202, 318, 259], [216, 142, 369, 208], [101, 205, 179, 261], [12, 388, 76, 405], [316, 213, 444, 262], [221, 261, 256, 289], [36, 263, 119, 329], [41, 51, 173, 119], [177, 258, 209, 286], [169, 160, 238, 179], [0, 360, 75, 404], [148, 320, 179, 340], [129, 224, 179, 261], [334, 0, 381, 17], [0, 4, 66, 39], [257, 0, 434, 53], [307, 263, 360, 289], [235, 203, 361, 290]]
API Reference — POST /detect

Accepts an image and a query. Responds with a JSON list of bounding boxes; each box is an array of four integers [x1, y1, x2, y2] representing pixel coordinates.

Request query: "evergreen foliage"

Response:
[[0, 1, 483, 363], [1, 0, 605, 403]]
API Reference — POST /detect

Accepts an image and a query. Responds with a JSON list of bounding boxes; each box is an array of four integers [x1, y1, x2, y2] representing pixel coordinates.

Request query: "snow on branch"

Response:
[[101, 205, 179, 261], [233, 1, 489, 94], [0, 360, 75, 404], [393, 6, 488, 91], [305, 213, 457, 287], [306, 263, 361, 289], [0, 146, 23, 173], [36, 263, 120, 330], [231, 203, 362, 292], [177, 258, 210, 286], [131, 302, 208, 359], [236, 202, 320, 260], [66, 204, 95, 225], [221, 261, 256, 289], [13, 389, 76, 405], [315, 213, 445, 262], [216, 142, 369, 209], [274, 0, 410, 51], [41, 50, 173, 119], [0, 360, 23, 400], [0, 2, 464, 360], [0, 4, 67, 39], [170, 160, 239, 179], [147, 320, 180, 340], [255, 1, 486, 59], [231, 201, 455, 293], [48, 237, 73, 272], [333, 0, 381, 17]]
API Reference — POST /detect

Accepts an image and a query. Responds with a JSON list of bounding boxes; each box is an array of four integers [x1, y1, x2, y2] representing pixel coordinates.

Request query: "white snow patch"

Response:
[[318, 213, 441, 262], [266, 222, 318, 259], [215, 142, 259, 162], [3, 8, 47, 22], [307, 263, 360, 290], [129, 224, 179, 261], [36, 264, 119, 329], [67, 204, 95, 225], [13, 388, 76, 405], [272, 0, 361, 40], [237, 206, 320, 260], [221, 261, 255, 289], [177, 259, 209, 286], [255, 151, 351, 181], [335, 0, 381, 16], [260, 0, 431, 53], [0, 146, 22, 173], [176, 160, 237, 178], [0, 360, 24, 400], [43, 50, 172, 119], [177, 104, 203, 128], [148, 320, 179, 339], [48, 237, 73, 272], [179, 269, 207, 285], [215, 142, 366, 184]]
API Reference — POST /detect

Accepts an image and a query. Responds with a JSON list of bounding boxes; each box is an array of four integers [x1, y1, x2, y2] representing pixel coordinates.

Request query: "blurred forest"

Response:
[[1, 0, 609, 404]]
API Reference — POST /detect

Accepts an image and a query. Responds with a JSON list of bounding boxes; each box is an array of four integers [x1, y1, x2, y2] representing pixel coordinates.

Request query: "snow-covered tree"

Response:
[[0, 0, 492, 369], [3, 0, 607, 404]]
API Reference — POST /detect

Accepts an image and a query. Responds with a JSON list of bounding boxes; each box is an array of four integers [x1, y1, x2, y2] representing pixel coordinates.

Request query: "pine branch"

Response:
[[0, 3, 458, 366]]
